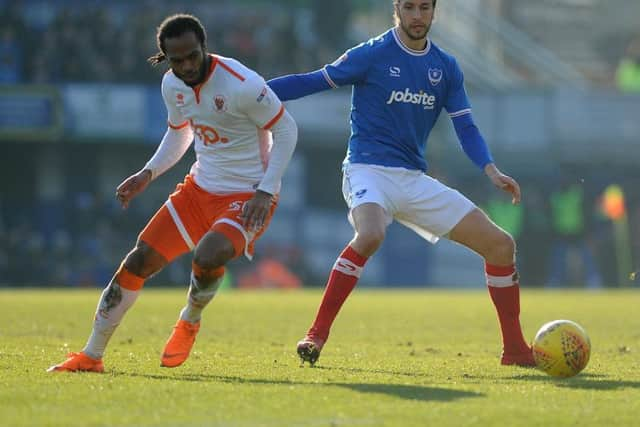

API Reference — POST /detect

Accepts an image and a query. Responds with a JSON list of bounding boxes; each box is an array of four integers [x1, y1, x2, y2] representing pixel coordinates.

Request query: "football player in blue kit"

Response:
[[268, 0, 535, 367]]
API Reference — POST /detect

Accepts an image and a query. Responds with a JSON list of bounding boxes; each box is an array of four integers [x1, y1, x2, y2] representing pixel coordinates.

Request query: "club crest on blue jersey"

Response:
[[428, 68, 443, 86]]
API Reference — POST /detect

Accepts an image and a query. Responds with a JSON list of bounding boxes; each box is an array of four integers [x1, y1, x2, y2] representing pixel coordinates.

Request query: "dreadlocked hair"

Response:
[[148, 14, 207, 66]]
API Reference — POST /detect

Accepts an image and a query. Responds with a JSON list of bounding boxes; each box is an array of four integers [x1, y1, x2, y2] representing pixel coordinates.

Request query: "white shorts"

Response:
[[342, 163, 476, 244]]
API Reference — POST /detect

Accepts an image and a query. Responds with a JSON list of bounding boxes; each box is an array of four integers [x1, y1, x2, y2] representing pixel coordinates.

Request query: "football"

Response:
[[532, 320, 591, 377]]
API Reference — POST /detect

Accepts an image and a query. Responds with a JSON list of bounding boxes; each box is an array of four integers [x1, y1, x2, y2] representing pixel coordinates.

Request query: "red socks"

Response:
[[307, 246, 368, 341], [486, 263, 530, 354], [306, 255, 528, 355]]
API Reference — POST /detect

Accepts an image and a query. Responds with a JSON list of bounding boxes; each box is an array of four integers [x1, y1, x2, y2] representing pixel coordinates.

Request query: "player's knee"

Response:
[[192, 243, 234, 273], [354, 228, 386, 256], [491, 231, 516, 262], [123, 241, 167, 278]]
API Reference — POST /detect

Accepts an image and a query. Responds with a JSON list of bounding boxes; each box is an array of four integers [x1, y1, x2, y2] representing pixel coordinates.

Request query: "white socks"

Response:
[[179, 272, 222, 323], [81, 270, 221, 359], [83, 282, 139, 359]]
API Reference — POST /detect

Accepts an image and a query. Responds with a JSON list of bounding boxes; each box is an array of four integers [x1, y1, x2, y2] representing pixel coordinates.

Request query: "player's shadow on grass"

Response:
[[509, 373, 640, 390], [335, 383, 482, 402], [117, 372, 483, 402], [314, 365, 431, 379]]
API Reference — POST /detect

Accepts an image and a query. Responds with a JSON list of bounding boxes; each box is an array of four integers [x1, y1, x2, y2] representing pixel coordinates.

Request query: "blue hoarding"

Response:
[[0, 85, 63, 140]]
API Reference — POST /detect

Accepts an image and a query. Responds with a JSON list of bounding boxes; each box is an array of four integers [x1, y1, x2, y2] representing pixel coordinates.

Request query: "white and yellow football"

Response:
[[532, 320, 591, 378]]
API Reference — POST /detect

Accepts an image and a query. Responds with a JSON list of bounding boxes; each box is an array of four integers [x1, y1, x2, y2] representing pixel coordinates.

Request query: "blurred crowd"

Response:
[[0, 0, 352, 84], [1, 170, 639, 288], [478, 175, 640, 289], [616, 35, 640, 93], [1, 0, 639, 288], [0, 191, 148, 287], [2, 0, 638, 91]]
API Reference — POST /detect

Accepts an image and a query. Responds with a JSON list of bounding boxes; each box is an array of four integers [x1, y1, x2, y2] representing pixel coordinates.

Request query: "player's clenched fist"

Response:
[[115, 169, 152, 209]]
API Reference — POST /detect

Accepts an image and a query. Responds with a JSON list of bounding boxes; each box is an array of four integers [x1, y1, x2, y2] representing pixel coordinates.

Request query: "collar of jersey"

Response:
[[172, 54, 217, 88], [182, 54, 218, 103], [392, 27, 431, 56], [194, 54, 218, 88]]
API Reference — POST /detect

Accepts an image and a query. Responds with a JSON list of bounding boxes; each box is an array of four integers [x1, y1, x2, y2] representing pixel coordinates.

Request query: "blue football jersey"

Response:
[[322, 28, 471, 172]]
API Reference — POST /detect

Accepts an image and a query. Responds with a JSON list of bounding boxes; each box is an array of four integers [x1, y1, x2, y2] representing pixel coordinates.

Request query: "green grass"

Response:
[[0, 289, 638, 427]]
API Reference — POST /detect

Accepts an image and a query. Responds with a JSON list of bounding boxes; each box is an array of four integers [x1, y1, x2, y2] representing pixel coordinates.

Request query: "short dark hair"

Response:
[[148, 14, 207, 66], [393, 0, 437, 25], [394, 0, 437, 5]]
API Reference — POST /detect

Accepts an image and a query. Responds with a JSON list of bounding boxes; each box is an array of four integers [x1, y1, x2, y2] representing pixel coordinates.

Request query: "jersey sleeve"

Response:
[[237, 76, 285, 130], [322, 41, 374, 87], [161, 76, 189, 129], [444, 58, 472, 117]]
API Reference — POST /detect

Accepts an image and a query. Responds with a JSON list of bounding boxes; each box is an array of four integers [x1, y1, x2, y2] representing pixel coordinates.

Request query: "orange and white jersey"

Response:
[[161, 54, 285, 194]]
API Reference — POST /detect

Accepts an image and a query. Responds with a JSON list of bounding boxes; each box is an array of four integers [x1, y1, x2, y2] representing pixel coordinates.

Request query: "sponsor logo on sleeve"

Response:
[[256, 87, 268, 103]]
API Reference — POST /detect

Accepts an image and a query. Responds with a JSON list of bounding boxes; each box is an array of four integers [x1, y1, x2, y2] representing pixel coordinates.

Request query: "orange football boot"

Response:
[[47, 352, 104, 373], [161, 319, 200, 368]]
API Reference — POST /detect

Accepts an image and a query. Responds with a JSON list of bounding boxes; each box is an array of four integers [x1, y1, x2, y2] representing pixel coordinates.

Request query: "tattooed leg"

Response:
[[83, 281, 140, 359]]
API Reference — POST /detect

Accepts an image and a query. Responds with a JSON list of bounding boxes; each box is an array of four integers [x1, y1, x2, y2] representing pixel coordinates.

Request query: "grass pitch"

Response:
[[1, 288, 638, 427]]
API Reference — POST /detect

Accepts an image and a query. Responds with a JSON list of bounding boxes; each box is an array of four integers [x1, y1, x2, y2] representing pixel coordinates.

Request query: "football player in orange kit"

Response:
[[49, 14, 298, 372]]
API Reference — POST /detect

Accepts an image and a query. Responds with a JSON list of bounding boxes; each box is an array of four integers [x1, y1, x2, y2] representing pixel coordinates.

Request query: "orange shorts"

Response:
[[139, 175, 277, 263]]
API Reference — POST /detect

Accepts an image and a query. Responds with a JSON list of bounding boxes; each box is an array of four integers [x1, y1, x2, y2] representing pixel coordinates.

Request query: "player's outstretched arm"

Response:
[[451, 113, 493, 170], [450, 113, 520, 205], [144, 125, 194, 180], [267, 70, 333, 102]]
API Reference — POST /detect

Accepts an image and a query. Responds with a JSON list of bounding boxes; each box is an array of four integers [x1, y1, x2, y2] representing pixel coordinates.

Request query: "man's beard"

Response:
[[401, 21, 430, 41], [181, 51, 208, 86], [193, 54, 208, 82]]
